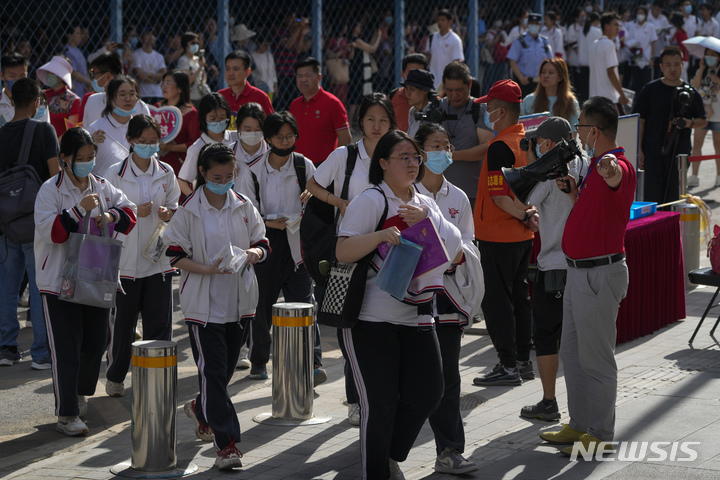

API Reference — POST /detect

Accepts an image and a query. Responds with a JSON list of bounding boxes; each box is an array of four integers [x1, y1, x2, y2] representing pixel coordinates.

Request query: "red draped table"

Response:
[[617, 211, 686, 343]]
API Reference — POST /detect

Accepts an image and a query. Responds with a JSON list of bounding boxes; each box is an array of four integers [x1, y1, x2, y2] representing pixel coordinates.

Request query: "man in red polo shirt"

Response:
[[539, 96, 636, 457], [289, 57, 351, 164], [392, 53, 429, 132], [217, 50, 273, 130]]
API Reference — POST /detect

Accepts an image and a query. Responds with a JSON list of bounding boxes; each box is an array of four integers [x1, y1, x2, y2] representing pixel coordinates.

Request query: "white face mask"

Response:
[[240, 130, 264, 146], [637, 14, 646, 23], [584, 129, 597, 157]]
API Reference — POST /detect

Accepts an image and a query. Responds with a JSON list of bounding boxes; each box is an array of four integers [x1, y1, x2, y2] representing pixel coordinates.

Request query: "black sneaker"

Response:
[[473, 363, 522, 386], [518, 360, 535, 380], [521, 398, 561, 421], [0, 346, 22, 366]]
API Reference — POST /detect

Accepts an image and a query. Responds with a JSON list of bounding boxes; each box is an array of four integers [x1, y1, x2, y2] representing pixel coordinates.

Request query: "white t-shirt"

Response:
[[133, 49, 166, 98], [577, 26, 602, 67], [625, 21, 659, 66], [697, 18, 720, 38], [429, 30, 464, 89], [86, 115, 132, 177], [589, 36, 620, 103], [564, 23, 584, 66], [541, 26, 565, 58], [177, 55, 206, 101], [178, 131, 239, 183], [83, 94, 151, 129], [647, 12, 670, 58], [251, 50, 277, 92]]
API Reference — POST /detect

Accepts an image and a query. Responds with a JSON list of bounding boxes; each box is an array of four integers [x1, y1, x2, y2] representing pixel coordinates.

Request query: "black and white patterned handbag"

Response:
[[317, 188, 388, 328]]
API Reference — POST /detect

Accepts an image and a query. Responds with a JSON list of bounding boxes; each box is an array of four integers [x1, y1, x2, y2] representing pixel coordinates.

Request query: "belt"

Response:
[[566, 253, 625, 269]]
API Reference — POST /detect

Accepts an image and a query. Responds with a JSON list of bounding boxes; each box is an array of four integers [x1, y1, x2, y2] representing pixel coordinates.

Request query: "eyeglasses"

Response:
[[389, 154, 424, 167], [424, 144, 455, 153], [117, 91, 138, 100], [88, 70, 108, 80], [272, 134, 297, 143], [574, 124, 603, 130]]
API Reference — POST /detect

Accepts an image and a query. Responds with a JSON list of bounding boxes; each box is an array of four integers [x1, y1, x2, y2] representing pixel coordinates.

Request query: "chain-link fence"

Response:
[[1, 0, 667, 117]]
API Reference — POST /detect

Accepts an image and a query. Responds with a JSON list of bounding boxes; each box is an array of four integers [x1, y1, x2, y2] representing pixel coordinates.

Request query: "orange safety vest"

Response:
[[474, 123, 534, 243]]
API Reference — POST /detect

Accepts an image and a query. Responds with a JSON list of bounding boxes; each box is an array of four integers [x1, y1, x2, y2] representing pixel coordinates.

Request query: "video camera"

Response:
[[501, 139, 582, 205], [662, 83, 695, 155], [414, 99, 449, 124]]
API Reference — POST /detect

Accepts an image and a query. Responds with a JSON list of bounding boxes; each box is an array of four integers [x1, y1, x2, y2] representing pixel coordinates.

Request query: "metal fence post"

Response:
[[467, 0, 478, 80], [110, 0, 123, 44], [312, 0, 322, 63], [535, 0, 545, 16], [395, 0, 405, 85], [217, 0, 229, 90]]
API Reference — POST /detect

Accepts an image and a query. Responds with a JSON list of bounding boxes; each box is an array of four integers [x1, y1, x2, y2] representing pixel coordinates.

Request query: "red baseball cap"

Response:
[[474, 79, 523, 104]]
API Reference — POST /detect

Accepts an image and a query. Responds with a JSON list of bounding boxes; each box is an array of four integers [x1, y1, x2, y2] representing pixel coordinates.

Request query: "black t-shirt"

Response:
[[0, 119, 59, 183], [632, 79, 706, 158]]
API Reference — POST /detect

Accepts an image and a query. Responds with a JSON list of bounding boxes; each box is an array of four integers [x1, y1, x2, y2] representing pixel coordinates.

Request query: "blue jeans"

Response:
[[0, 238, 48, 361]]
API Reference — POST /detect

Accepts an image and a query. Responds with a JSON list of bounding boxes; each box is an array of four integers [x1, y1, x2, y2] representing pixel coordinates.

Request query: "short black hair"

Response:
[[11, 78, 42, 109], [236, 102, 266, 130], [600, 12, 620, 31], [60, 127, 97, 169], [414, 123, 450, 148], [442, 61, 471, 86], [198, 92, 231, 134], [402, 53, 429, 71], [293, 56, 321, 74], [670, 12, 685, 28], [103, 76, 135, 118], [225, 50, 252, 70], [357, 93, 397, 137], [582, 96, 618, 138], [196, 143, 236, 188], [181, 32, 198, 51], [700, 3, 713, 14], [368, 130, 425, 185], [1, 52, 28, 72], [89, 51, 123, 76], [438, 9, 453, 21], [660, 45, 684, 62], [263, 110, 299, 139], [126, 114, 161, 153], [636, 5, 648, 15], [546, 11, 557, 23]]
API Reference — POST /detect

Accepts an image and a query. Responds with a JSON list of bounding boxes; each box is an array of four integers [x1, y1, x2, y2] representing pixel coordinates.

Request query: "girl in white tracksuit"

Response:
[[163, 142, 268, 470], [34, 128, 136, 436], [336, 130, 463, 480], [104, 115, 181, 396]]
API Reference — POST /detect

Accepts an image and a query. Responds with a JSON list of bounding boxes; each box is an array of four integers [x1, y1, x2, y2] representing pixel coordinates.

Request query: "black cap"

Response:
[[528, 13, 543, 23], [525, 117, 573, 142], [400, 69, 437, 95]]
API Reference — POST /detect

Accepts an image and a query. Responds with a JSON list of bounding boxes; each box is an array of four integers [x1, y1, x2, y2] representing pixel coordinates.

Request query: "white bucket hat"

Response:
[[231, 24, 256, 42], [37, 56, 73, 89]]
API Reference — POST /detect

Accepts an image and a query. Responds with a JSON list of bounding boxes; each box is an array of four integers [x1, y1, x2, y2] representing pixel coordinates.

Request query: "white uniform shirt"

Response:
[[178, 131, 239, 183], [647, 12, 670, 58], [133, 49, 166, 98], [83, 93, 150, 128], [261, 154, 316, 216], [685, 15, 698, 37], [86, 115, 132, 177], [589, 36, 620, 103], [429, 30, 465, 89], [504, 24, 528, 47], [313, 139, 372, 204], [626, 21, 659, 66], [697, 18, 720, 38], [414, 178, 474, 245], [577, 26, 602, 67], [200, 188, 241, 324], [564, 23, 584, 66], [541, 26, 565, 58]]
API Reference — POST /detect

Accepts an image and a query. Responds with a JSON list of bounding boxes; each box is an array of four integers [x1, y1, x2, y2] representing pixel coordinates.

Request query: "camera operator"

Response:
[[404, 69, 436, 137], [633, 46, 706, 203], [439, 61, 495, 208]]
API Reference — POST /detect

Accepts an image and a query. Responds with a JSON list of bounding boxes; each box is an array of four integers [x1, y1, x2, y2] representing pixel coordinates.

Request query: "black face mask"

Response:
[[270, 144, 296, 157]]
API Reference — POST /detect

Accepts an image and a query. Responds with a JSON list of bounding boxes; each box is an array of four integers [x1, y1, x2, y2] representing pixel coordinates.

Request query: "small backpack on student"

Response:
[[0, 120, 40, 244]]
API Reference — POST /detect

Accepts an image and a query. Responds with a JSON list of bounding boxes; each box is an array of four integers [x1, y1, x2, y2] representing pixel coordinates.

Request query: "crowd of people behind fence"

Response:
[[0, 0, 716, 478]]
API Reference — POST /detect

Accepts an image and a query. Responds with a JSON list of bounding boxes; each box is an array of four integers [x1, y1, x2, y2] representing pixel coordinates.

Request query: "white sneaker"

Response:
[[389, 459, 406, 480], [105, 380, 125, 397], [236, 346, 251, 370], [687, 175, 699, 187], [215, 443, 243, 470], [348, 403, 360, 426], [434, 447, 478, 474], [78, 395, 87, 418], [56, 416, 88, 436], [19, 287, 29, 307]]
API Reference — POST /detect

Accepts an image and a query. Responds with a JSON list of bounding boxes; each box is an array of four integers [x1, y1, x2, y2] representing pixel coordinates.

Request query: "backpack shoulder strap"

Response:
[[250, 171, 261, 207], [519, 34, 529, 49], [372, 186, 389, 231], [292, 152, 307, 192], [470, 101, 480, 125], [18, 119, 38, 166], [340, 143, 358, 201]]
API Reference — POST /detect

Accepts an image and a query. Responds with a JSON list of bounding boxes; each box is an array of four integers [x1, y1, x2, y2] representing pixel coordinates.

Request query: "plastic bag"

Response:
[[142, 221, 168, 263], [213, 243, 248, 274], [373, 238, 424, 300]]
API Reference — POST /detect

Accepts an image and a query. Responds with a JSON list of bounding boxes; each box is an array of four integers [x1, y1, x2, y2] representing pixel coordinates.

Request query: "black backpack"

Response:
[[300, 143, 358, 285], [0, 120, 40, 245]]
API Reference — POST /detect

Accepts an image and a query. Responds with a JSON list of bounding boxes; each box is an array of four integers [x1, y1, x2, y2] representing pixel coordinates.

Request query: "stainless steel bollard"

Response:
[[131, 340, 178, 471], [678, 154, 688, 197], [673, 203, 700, 284], [271, 302, 314, 420]]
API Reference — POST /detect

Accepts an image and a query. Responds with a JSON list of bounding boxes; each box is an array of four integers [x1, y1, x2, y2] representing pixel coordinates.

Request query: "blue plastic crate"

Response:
[[630, 201, 657, 220]]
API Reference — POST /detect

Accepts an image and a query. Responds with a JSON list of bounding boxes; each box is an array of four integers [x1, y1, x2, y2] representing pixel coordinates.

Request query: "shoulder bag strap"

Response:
[[18, 119, 38, 166]]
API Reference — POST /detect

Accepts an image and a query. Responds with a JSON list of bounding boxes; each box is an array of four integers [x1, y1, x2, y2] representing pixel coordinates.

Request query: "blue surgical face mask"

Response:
[[528, 24, 541, 35], [706, 55, 718, 68], [425, 150, 453, 174], [45, 73, 60, 88], [685, 4, 693, 14], [535, 140, 547, 159], [133, 143, 160, 159], [129, 37, 139, 49], [189, 44, 200, 54], [34, 106, 46, 120], [584, 129, 597, 158], [205, 179, 235, 195], [4, 79, 16, 91], [484, 107, 500, 131], [207, 119, 228, 134], [113, 106, 137, 117], [72, 160, 96, 178], [91, 78, 104, 93]]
